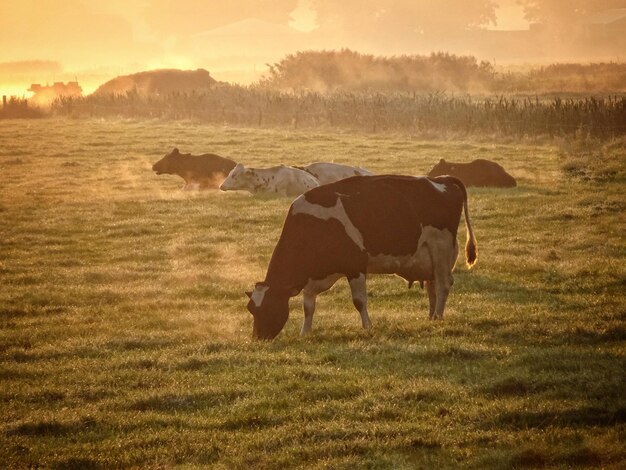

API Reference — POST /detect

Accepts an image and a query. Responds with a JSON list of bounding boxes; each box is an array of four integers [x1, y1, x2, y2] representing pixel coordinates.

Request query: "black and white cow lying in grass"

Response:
[[219, 163, 320, 197], [246, 174, 478, 340], [295, 162, 374, 185]]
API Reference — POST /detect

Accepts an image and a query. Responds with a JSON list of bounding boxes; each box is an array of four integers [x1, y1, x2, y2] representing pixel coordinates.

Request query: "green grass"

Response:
[[1, 118, 624, 469]]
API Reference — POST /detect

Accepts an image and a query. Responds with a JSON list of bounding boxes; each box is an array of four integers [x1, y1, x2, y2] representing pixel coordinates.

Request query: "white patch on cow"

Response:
[[292, 195, 365, 250], [428, 179, 447, 193], [250, 284, 269, 307], [367, 226, 455, 282]]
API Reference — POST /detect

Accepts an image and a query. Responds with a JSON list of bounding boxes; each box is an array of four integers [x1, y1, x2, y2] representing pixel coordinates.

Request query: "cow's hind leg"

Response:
[[433, 271, 452, 320], [426, 236, 457, 320], [425, 280, 437, 320], [301, 274, 342, 335], [349, 273, 371, 329]]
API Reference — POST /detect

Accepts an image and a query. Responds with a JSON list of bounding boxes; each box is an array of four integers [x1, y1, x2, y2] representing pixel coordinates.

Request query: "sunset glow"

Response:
[[2, 1, 625, 99], [1, 1, 625, 468]]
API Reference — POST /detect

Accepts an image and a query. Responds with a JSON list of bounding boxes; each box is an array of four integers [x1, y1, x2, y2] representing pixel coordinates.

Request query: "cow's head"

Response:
[[246, 282, 290, 340], [152, 148, 180, 175], [427, 158, 454, 177], [220, 163, 257, 192]]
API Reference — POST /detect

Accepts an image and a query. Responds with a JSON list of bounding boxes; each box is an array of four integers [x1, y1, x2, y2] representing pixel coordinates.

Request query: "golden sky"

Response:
[[1, 0, 623, 96]]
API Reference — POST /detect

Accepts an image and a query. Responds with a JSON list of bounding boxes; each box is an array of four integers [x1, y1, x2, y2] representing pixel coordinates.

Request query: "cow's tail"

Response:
[[445, 176, 477, 268]]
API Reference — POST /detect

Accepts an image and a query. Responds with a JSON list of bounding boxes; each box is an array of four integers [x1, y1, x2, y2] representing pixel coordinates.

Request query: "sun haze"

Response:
[[1, 1, 625, 96]]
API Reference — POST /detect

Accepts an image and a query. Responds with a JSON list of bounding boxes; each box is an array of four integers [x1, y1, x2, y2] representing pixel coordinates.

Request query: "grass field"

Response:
[[1, 119, 624, 469]]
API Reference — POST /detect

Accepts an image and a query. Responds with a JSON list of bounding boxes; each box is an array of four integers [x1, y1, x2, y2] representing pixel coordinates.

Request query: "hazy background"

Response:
[[1, 0, 625, 96]]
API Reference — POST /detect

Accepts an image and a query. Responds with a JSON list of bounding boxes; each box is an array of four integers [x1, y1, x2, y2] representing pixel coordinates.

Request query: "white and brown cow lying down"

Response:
[[152, 148, 237, 190], [428, 158, 517, 188], [219, 163, 320, 197], [246, 175, 478, 340], [295, 162, 374, 184]]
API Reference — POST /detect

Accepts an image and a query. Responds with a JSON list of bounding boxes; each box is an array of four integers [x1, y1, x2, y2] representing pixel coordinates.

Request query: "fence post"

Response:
[[2, 96, 6, 110]]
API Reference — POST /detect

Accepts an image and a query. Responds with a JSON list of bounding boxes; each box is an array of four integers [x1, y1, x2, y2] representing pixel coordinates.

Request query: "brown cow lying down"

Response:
[[428, 159, 517, 188], [152, 148, 237, 190]]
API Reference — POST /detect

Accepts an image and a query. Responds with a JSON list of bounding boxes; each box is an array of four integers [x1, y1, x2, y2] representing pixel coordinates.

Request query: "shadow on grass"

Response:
[[481, 376, 548, 397], [456, 272, 546, 304], [51, 457, 103, 470], [217, 414, 288, 431], [7, 417, 98, 437], [509, 446, 610, 469], [105, 337, 176, 351], [493, 405, 626, 430], [561, 325, 626, 345], [127, 390, 246, 412]]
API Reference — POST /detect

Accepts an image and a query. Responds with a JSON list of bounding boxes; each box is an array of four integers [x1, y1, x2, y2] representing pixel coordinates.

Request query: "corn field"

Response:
[[50, 87, 626, 138]]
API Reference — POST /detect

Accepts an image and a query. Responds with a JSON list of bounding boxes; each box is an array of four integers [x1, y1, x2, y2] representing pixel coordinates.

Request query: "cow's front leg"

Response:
[[349, 273, 370, 329], [301, 291, 316, 335], [301, 274, 342, 335]]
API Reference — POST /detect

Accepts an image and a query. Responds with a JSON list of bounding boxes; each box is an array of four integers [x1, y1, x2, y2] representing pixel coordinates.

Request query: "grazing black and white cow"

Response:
[[295, 162, 374, 185], [246, 175, 478, 340], [220, 163, 320, 197]]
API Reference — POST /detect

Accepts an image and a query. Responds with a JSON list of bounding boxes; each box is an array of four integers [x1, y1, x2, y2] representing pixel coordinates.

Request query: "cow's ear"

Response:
[[245, 291, 252, 299]]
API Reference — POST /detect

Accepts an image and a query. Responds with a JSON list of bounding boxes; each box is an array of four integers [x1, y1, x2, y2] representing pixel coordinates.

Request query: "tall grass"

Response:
[[50, 89, 626, 138], [0, 97, 44, 119]]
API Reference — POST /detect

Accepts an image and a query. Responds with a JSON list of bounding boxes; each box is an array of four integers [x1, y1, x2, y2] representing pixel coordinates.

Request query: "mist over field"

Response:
[[1, 0, 626, 96], [1, 1, 625, 469]]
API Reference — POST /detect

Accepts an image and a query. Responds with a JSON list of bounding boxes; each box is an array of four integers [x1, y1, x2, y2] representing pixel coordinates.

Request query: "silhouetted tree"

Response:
[[310, 0, 497, 42], [518, 0, 626, 29], [261, 49, 498, 92]]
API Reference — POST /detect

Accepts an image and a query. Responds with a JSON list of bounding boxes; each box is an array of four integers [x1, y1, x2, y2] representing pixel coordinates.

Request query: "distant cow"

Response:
[[428, 159, 517, 188], [152, 148, 237, 190], [246, 175, 478, 340], [220, 164, 320, 197], [295, 162, 374, 185]]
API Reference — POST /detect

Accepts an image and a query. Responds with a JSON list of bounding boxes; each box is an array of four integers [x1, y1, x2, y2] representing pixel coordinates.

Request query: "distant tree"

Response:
[[261, 49, 498, 92], [310, 0, 497, 41], [518, 0, 626, 28]]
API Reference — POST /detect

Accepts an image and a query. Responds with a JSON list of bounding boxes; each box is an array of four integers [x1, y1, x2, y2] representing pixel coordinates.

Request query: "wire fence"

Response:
[[49, 89, 626, 138]]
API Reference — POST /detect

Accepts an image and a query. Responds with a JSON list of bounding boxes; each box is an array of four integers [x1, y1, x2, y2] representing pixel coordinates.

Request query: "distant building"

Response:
[[28, 81, 82, 102]]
